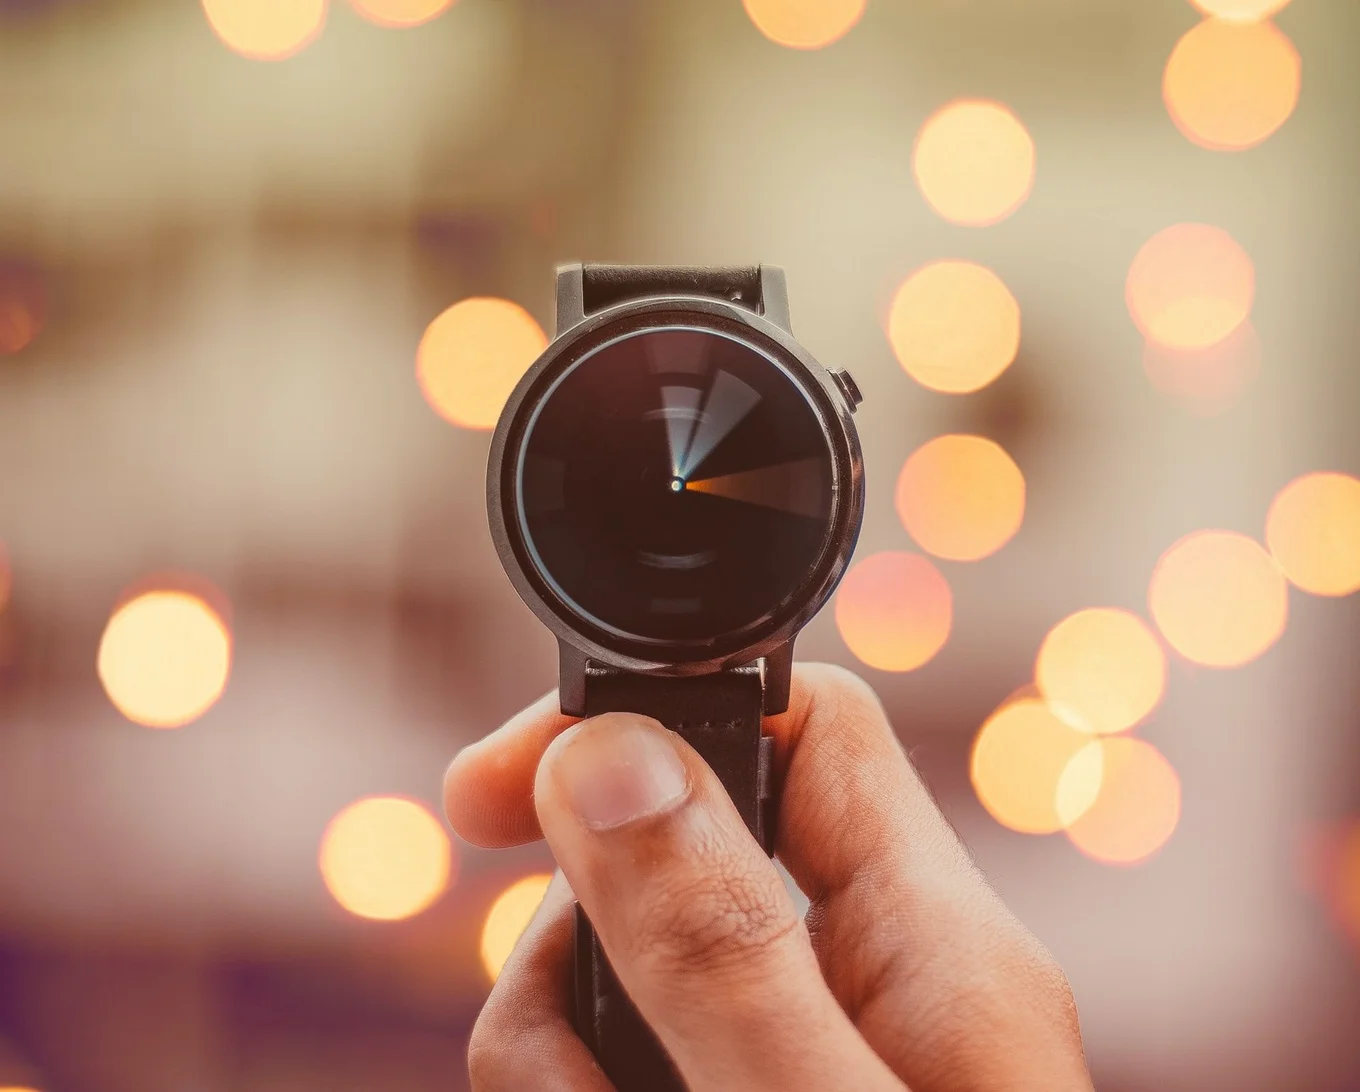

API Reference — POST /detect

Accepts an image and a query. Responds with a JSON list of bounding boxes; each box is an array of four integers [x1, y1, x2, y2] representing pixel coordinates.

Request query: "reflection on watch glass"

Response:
[[516, 326, 837, 648]]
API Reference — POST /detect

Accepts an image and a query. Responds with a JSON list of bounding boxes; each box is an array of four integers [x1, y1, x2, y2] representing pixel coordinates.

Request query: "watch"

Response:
[[486, 263, 866, 1089]]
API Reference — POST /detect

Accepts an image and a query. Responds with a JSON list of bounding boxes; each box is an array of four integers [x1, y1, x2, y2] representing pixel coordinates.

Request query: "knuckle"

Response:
[[632, 853, 802, 980], [466, 1009, 506, 1090]]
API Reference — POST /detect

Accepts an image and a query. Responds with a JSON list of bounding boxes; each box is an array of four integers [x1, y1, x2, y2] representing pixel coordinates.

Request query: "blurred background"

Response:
[[1, 0, 1359, 1088]]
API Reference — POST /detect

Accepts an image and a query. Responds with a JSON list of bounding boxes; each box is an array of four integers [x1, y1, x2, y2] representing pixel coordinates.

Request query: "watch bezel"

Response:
[[486, 293, 864, 677]]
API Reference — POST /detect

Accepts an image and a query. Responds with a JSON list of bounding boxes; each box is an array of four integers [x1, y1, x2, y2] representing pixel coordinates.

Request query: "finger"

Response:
[[534, 712, 904, 1092], [771, 664, 1091, 1091], [445, 691, 577, 847], [467, 871, 613, 1092]]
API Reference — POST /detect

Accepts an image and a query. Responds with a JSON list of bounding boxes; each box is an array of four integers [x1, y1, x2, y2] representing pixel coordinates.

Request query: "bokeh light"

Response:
[[1036, 608, 1166, 735], [320, 797, 453, 922], [416, 297, 548, 430], [913, 100, 1035, 227], [0, 264, 46, 356], [1191, 0, 1291, 19], [97, 590, 232, 729], [201, 0, 327, 60], [887, 261, 1020, 394], [835, 551, 952, 672], [895, 434, 1025, 562], [1142, 319, 1260, 415], [0, 540, 11, 615], [480, 873, 553, 982], [351, 0, 454, 28], [1066, 738, 1181, 866], [1126, 223, 1254, 350], [741, 0, 866, 50], [1266, 472, 1360, 597], [1164, 18, 1300, 151], [1148, 530, 1287, 668], [971, 699, 1102, 835]]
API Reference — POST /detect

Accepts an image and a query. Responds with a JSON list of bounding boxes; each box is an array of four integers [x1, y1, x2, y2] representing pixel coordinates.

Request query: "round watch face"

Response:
[[513, 325, 839, 652]]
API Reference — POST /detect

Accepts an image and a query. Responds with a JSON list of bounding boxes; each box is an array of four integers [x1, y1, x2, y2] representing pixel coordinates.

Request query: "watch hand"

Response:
[[685, 457, 826, 518], [679, 370, 760, 479]]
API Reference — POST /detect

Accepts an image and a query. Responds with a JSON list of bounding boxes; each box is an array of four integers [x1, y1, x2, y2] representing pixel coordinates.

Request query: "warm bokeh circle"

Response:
[[1127, 223, 1254, 350], [201, 0, 327, 61], [1266, 472, 1360, 597], [1190, 0, 1292, 18], [1066, 738, 1181, 866], [320, 796, 453, 921], [913, 100, 1035, 227], [416, 297, 548, 430], [97, 590, 232, 729], [480, 873, 554, 981], [741, 0, 867, 50], [1148, 530, 1287, 668], [1142, 319, 1260, 415], [887, 261, 1020, 394], [351, 0, 454, 27], [1036, 608, 1166, 735], [835, 551, 952, 672], [1164, 18, 1300, 151], [895, 435, 1025, 562]]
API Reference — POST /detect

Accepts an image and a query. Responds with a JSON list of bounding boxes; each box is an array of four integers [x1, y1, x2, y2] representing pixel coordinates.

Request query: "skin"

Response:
[[444, 663, 1095, 1092]]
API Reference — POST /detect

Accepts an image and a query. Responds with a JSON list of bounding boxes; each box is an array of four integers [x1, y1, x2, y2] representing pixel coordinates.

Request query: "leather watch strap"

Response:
[[580, 264, 764, 316], [571, 665, 776, 1091]]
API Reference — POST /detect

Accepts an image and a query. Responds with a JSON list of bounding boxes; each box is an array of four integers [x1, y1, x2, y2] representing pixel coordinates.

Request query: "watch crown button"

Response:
[[831, 369, 863, 411]]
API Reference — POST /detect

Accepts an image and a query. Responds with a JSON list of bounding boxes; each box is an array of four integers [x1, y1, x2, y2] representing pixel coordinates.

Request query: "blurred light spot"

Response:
[[351, 0, 453, 27], [1191, 0, 1291, 19], [97, 590, 231, 729], [1056, 742, 1105, 827], [0, 263, 46, 356], [913, 100, 1035, 227], [742, 0, 866, 50], [1142, 319, 1260, 415], [835, 551, 952, 672], [320, 797, 453, 921], [1266, 472, 1360, 597], [971, 699, 1098, 835], [1066, 738, 1181, 865], [1036, 608, 1166, 735], [887, 261, 1020, 394], [0, 539, 10, 615], [480, 873, 553, 982], [1126, 223, 1254, 350], [417, 297, 547, 430], [201, 0, 326, 61], [1164, 18, 1300, 151], [1148, 530, 1287, 668], [895, 434, 1024, 561]]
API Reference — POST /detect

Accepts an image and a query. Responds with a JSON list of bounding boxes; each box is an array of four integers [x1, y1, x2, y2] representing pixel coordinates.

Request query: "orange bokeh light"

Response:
[[1266, 472, 1360, 597], [480, 873, 554, 982], [895, 435, 1025, 562], [742, 0, 866, 50], [320, 796, 453, 922], [1164, 18, 1300, 151], [1066, 738, 1181, 866], [201, 0, 326, 60], [887, 261, 1020, 394], [1127, 223, 1254, 351], [1036, 608, 1166, 735], [1148, 530, 1287, 668], [97, 590, 232, 728], [1143, 318, 1260, 415], [913, 100, 1035, 227], [835, 551, 952, 672], [1191, 0, 1291, 19], [0, 266, 45, 356], [351, 0, 454, 27], [417, 297, 547, 430], [971, 699, 1102, 835]]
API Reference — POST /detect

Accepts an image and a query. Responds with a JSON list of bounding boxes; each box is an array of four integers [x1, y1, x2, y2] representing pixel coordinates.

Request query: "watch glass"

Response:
[[515, 325, 838, 650]]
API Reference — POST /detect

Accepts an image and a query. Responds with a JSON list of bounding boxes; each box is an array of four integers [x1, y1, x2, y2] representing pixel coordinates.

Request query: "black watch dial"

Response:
[[514, 325, 838, 651]]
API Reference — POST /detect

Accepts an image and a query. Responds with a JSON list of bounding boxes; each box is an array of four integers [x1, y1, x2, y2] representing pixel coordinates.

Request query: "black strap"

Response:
[[572, 666, 775, 1091], [581, 264, 764, 316]]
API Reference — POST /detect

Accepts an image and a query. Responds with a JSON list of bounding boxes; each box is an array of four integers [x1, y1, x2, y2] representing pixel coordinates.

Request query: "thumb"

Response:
[[533, 712, 901, 1092]]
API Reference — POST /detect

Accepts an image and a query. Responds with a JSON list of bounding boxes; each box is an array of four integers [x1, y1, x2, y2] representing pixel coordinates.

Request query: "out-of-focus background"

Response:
[[1, 0, 1359, 1088]]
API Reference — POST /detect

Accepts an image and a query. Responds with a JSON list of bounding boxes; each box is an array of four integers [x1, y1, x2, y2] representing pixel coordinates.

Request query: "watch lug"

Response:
[[760, 640, 795, 715], [758, 265, 792, 334], [558, 640, 589, 716], [554, 263, 586, 337]]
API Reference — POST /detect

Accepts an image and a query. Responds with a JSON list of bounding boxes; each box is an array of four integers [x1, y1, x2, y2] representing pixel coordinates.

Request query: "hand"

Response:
[[444, 664, 1094, 1091]]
